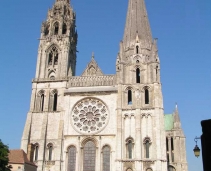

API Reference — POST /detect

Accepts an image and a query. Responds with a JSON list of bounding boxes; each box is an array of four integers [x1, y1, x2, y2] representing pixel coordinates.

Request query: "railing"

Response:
[[32, 77, 68, 83], [69, 75, 116, 87]]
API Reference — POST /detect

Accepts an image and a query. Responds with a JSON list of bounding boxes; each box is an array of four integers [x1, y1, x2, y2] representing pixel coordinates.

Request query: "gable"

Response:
[[81, 58, 103, 76]]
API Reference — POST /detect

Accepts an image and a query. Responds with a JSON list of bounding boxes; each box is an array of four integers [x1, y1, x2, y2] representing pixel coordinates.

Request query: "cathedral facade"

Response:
[[21, 0, 188, 171]]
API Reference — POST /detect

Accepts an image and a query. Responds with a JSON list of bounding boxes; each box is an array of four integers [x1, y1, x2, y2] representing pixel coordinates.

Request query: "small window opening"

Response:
[[128, 140, 133, 159], [45, 25, 50, 36], [171, 137, 174, 162], [136, 46, 139, 54], [34, 145, 39, 161], [136, 68, 140, 83], [48, 53, 53, 65], [136, 60, 139, 63], [53, 93, 57, 111], [54, 53, 58, 65], [145, 89, 149, 104], [48, 145, 53, 161], [128, 90, 132, 105], [62, 23, 67, 34], [41, 94, 44, 111], [54, 22, 59, 35], [145, 140, 150, 158], [166, 138, 169, 151]]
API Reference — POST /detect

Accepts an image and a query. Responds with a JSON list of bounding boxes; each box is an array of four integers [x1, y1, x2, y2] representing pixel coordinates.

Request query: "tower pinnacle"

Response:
[[56, 0, 70, 4], [123, 0, 152, 50]]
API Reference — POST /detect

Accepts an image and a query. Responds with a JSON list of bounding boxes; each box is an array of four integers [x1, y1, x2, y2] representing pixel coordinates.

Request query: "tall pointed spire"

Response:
[[123, 0, 152, 49], [174, 103, 181, 129]]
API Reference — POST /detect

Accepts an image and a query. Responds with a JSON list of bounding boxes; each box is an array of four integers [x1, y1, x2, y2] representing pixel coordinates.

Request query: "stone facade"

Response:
[[21, 0, 188, 171]]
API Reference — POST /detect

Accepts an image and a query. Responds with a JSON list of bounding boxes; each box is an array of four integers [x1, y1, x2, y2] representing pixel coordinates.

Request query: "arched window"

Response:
[[36, 90, 45, 112], [83, 141, 96, 171], [166, 138, 170, 162], [102, 146, 110, 171], [171, 138, 174, 162], [145, 88, 149, 104], [136, 46, 139, 54], [47, 143, 53, 161], [128, 90, 132, 105], [49, 90, 58, 112], [126, 138, 134, 159], [54, 22, 59, 35], [126, 168, 133, 171], [48, 52, 53, 65], [136, 68, 140, 83], [144, 138, 151, 158], [128, 140, 133, 159], [67, 146, 76, 171], [48, 46, 58, 66], [41, 94, 44, 111], [45, 24, 50, 36], [34, 144, 39, 161], [62, 23, 67, 34], [168, 166, 176, 171], [146, 168, 153, 171]]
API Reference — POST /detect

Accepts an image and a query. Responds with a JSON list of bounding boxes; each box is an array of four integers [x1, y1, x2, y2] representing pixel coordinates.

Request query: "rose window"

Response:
[[71, 98, 109, 134]]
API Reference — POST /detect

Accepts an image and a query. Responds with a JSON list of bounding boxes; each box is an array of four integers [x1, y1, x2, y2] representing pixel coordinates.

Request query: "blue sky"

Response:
[[0, 0, 211, 171]]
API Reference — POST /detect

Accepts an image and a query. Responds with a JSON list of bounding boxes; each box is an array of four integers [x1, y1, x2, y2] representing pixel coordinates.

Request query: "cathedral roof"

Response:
[[164, 114, 174, 131]]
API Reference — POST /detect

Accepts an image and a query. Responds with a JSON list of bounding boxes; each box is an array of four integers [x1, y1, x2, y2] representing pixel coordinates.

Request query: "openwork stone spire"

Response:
[[123, 0, 152, 50]]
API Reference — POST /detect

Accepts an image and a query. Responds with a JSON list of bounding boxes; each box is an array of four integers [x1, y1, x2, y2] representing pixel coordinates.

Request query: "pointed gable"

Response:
[[81, 56, 103, 76]]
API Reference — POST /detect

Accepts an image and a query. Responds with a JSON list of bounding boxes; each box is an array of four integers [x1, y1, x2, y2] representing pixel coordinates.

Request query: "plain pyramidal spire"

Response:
[[123, 0, 152, 49]]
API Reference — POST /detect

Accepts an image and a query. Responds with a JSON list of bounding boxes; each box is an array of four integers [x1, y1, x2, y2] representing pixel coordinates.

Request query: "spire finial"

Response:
[[92, 52, 95, 59]]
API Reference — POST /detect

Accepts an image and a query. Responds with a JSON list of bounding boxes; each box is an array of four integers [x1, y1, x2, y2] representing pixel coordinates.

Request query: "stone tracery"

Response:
[[72, 98, 109, 134]]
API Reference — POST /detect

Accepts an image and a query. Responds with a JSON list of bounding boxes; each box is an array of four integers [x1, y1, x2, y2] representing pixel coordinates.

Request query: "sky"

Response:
[[0, 0, 211, 171]]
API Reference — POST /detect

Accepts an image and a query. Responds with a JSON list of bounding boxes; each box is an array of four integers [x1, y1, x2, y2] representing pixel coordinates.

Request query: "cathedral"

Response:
[[21, 0, 188, 171]]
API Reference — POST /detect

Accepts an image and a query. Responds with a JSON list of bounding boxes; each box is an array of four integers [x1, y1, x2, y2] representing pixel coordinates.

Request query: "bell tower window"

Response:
[[48, 47, 59, 66], [128, 90, 132, 105], [136, 46, 139, 54], [144, 88, 149, 104], [62, 23, 67, 34], [45, 24, 50, 36], [54, 22, 59, 35], [136, 68, 140, 83]]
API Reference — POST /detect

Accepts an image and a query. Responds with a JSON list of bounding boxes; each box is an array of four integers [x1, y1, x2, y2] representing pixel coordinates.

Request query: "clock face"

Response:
[[71, 98, 109, 134]]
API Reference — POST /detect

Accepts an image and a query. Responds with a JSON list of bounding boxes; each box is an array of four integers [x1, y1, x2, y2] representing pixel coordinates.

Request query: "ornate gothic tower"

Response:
[[36, 0, 77, 79]]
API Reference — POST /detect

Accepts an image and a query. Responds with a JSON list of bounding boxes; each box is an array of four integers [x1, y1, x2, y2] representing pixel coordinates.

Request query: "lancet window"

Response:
[[144, 138, 151, 158], [67, 146, 76, 171], [49, 90, 58, 112], [54, 22, 59, 35], [126, 138, 134, 159], [136, 68, 140, 83], [62, 23, 67, 34], [47, 143, 53, 161], [128, 89, 132, 105], [36, 90, 45, 112], [102, 146, 110, 171], [34, 143, 39, 161], [44, 24, 50, 36], [144, 88, 149, 104], [48, 47, 59, 66], [83, 141, 96, 171]]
